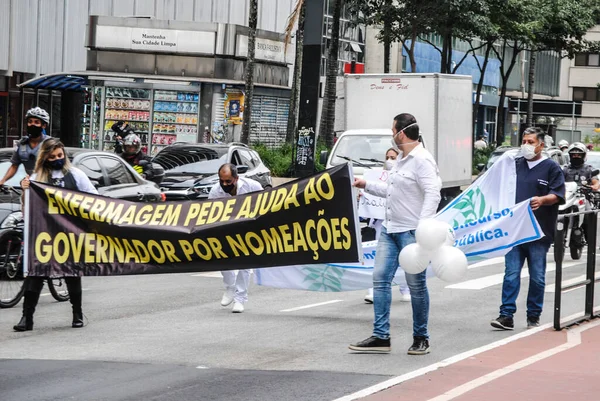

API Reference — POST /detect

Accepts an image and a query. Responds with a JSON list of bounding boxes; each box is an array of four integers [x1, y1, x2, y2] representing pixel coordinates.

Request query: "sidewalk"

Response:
[[346, 318, 600, 401]]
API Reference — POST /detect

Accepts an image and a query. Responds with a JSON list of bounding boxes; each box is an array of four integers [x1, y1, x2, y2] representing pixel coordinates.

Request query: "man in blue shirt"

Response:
[[491, 127, 565, 330]]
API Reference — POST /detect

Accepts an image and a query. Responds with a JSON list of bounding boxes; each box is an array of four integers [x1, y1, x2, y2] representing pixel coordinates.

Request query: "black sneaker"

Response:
[[407, 336, 430, 355], [348, 336, 391, 353], [490, 315, 514, 330], [527, 316, 540, 328]]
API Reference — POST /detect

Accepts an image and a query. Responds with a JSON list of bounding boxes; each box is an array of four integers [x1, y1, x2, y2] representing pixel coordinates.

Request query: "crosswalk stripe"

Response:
[[446, 261, 583, 290]]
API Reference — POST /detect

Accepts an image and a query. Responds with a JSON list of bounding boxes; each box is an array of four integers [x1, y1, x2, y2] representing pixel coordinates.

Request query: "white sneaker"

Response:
[[400, 293, 411, 302], [232, 301, 244, 313], [364, 289, 373, 304], [221, 291, 235, 307]]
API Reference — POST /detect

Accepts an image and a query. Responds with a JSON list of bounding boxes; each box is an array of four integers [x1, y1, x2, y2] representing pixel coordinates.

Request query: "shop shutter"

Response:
[[210, 92, 227, 143], [250, 95, 289, 148]]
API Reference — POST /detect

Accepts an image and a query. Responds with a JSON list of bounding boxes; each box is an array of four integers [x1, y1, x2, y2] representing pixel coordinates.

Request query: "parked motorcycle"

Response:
[[558, 169, 600, 260]]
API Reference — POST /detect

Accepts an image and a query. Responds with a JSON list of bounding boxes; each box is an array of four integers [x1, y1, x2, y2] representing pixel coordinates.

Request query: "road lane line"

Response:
[[332, 310, 593, 401], [426, 319, 600, 401], [280, 300, 343, 312], [446, 261, 581, 290], [191, 272, 223, 278]]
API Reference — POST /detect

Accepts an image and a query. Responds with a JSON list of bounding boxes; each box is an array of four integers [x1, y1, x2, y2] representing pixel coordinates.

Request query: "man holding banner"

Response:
[[491, 127, 565, 330], [208, 163, 263, 313], [349, 113, 441, 355]]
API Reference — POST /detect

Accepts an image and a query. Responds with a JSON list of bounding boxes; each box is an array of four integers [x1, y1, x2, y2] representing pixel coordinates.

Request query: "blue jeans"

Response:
[[373, 227, 429, 339], [500, 240, 550, 319]]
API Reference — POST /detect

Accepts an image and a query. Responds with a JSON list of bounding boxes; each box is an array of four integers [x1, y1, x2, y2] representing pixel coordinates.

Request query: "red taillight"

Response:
[[579, 199, 585, 205], [160, 193, 166, 202]]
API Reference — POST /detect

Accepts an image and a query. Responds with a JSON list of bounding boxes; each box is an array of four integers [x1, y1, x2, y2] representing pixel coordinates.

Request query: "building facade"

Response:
[[0, 0, 298, 148]]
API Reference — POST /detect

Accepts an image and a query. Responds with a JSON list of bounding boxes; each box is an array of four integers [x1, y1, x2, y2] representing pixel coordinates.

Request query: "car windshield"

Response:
[[331, 135, 393, 166], [0, 161, 27, 186], [585, 152, 600, 171], [153, 146, 228, 174]]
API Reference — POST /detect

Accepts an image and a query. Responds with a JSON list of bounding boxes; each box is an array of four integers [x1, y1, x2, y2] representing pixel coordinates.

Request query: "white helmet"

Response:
[[123, 133, 142, 156], [558, 139, 569, 149], [25, 107, 50, 125]]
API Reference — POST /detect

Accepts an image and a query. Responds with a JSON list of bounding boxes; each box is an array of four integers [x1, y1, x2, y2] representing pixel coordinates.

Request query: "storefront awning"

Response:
[[22, 74, 89, 91], [19, 71, 290, 91]]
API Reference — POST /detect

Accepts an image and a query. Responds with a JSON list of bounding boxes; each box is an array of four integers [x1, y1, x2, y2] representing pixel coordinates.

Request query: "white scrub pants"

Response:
[[222, 270, 251, 303]]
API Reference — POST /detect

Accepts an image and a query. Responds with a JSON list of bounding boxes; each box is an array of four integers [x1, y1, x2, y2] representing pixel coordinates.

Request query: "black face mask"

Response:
[[45, 158, 65, 171], [27, 125, 43, 139], [220, 183, 235, 194], [570, 157, 584, 167]]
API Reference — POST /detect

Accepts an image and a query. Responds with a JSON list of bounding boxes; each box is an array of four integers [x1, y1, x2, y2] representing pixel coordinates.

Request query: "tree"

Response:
[[284, 0, 306, 143], [318, 0, 343, 149], [525, 0, 600, 125], [241, 0, 258, 145]]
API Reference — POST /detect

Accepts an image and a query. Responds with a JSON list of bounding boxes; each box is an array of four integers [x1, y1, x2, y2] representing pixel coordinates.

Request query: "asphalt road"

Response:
[[0, 245, 597, 401]]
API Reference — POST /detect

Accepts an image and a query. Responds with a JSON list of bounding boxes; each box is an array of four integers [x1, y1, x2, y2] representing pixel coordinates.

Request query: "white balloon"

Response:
[[431, 246, 468, 282], [416, 219, 448, 251], [399, 243, 432, 274]]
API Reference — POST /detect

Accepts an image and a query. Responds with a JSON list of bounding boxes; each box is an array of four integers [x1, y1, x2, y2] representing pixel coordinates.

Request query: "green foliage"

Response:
[[252, 142, 294, 178], [472, 144, 497, 175], [252, 140, 330, 177]]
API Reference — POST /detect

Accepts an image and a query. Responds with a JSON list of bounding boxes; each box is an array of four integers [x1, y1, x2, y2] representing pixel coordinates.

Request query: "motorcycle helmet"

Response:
[[25, 107, 50, 125], [123, 133, 142, 156], [558, 139, 569, 150], [567, 142, 587, 167]]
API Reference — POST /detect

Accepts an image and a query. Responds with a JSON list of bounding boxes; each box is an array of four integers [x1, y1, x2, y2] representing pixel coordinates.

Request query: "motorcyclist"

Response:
[[563, 142, 600, 191], [0, 107, 51, 185], [117, 134, 164, 184], [111, 120, 134, 154], [558, 140, 569, 152], [562, 142, 599, 247]]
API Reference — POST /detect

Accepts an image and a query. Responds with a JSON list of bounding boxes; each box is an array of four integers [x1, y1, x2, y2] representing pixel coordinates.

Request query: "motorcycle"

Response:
[[558, 169, 600, 260]]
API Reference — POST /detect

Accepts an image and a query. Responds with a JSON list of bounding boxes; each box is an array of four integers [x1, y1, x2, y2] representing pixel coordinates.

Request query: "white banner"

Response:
[[357, 168, 388, 220], [256, 152, 542, 291]]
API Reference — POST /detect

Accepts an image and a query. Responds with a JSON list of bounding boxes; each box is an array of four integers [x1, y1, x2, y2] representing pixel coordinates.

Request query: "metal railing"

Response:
[[553, 210, 599, 330]]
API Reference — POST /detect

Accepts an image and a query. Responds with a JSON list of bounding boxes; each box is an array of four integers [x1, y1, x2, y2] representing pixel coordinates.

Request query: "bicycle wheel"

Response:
[[48, 278, 70, 302], [0, 229, 25, 308]]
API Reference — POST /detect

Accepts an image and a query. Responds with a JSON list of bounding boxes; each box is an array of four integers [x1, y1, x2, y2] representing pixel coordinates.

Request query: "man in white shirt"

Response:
[[208, 163, 263, 313], [474, 135, 487, 150], [349, 113, 442, 355]]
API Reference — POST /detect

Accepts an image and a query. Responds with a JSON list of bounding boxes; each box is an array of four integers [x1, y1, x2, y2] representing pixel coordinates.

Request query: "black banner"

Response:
[[25, 164, 360, 276]]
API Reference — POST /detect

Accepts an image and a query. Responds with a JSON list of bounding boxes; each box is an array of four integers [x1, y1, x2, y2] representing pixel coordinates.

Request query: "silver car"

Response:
[[153, 143, 273, 200]]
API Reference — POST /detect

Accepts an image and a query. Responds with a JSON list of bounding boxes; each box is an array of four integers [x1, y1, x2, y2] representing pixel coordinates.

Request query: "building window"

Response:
[[574, 53, 600, 67], [573, 87, 600, 101]]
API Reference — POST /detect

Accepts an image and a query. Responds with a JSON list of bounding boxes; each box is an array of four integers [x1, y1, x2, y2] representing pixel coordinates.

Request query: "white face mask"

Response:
[[392, 122, 419, 150], [521, 144, 538, 160], [384, 160, 395, 170]]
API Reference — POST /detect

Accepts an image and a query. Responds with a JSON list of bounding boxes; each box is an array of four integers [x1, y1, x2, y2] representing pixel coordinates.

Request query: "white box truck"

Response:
[[321, 73, 473, 203]]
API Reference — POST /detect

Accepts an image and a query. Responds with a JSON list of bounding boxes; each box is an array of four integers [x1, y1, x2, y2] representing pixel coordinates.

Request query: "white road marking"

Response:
[[425, 319, 600, 401], [446, 261, 582, 290], [190, 272, 222, 278], [545, 271, 600, 293], [280, 300, 343, 312], [332, 310, 598, 401], [195, 365, 209, 369]]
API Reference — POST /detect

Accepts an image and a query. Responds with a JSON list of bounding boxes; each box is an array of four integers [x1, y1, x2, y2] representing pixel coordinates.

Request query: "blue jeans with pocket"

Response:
[[373, 226, 429, 339], [500, 240, 550, 319]]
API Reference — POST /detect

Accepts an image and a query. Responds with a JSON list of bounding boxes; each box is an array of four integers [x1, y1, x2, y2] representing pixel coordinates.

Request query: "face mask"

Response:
[[384, 160, 395, 171], [521, 144, 538, 160], [220, 182, 235, 194], [570, 157, 584, 167], [45, 158, 65, 171], [27, 125, 43, 139], [392, 122, 419, 150]]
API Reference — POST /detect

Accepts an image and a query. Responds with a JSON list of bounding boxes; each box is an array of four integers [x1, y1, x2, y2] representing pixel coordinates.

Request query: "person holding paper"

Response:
[[363, 148, 411, 304]]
